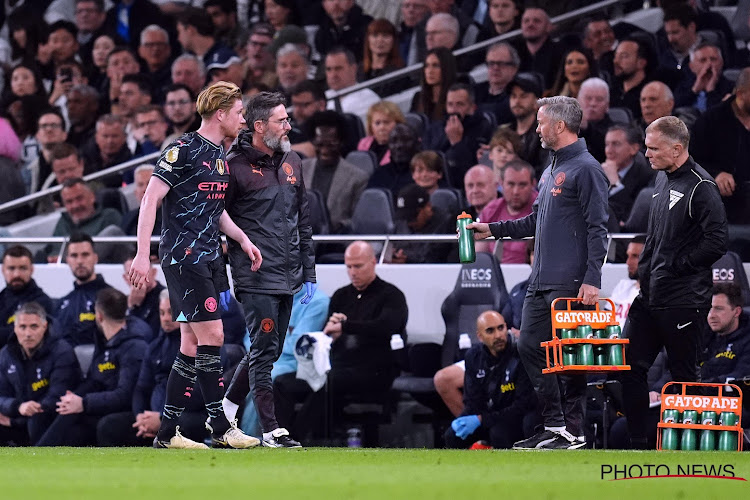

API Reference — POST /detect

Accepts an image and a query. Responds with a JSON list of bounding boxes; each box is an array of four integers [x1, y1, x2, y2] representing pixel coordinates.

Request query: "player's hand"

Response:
[[18, 401, 43, 417], [300, 282, 317, 304], [465, 222, 492, 240], [241, 239, 263, 272], [577, 284, 600, 306], [128, 253, 152, 290], [715, 172, 736, 197]]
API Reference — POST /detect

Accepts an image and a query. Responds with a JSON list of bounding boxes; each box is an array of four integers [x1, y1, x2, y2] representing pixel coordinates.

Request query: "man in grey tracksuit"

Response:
[[469, 96, 609, 449]]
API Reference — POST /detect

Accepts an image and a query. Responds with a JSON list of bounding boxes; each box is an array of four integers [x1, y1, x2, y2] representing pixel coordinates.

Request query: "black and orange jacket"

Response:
[[225, 131, 316, 295]]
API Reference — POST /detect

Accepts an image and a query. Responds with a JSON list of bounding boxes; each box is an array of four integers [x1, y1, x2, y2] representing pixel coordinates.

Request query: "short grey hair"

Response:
[[140, 24, 169, 45], [537, 96, 583, 134], [579, 77, 610, 101], [487, 42, 520, 68], [134, 163, 155, 176], [429, 13, 459, 35], [646, 116, 690, 150], [689, 41, 722, 63], [95, 114, 127, 133], [277, 43, 309, 63], [70, 84, 100, 100], [159, 288, 170, 302], [245, 91, 287, 126], [172, 54, 206, 78], [17, 302, 47, 323], [643, 80, 674, 102]]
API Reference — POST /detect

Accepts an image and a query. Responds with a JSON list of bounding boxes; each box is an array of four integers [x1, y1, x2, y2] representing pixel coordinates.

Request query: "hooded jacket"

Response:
[[53, 275, 112, 346], [701, 314, 750, 383], [0, 280, 55, 348], [225, 131, 316, 295]]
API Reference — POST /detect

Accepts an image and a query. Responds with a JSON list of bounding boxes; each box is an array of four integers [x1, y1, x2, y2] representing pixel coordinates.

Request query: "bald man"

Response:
[[274, 241, 408, 443], [639, 81, 674, 128], [442, 310, 536, 449]]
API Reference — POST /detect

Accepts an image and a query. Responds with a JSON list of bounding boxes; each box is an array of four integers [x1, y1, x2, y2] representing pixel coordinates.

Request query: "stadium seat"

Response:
[[96, 188, 130, 215], [618, 7, 663, 33], [341, 113, 366, 157], [351, 188, 395, 235], [405, 112, 428, 138], [430, 188, 461, 217], [622, 187, 654, 233], [306, 189, 331, 235], [607, 107, 634, 125], [712, 251, 750, 314], [345, 150, 377, 177]]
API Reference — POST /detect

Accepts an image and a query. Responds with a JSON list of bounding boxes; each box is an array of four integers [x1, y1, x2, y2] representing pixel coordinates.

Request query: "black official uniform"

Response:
[[444, 337, 537, 449], [621, 156, 728, 448], [152, 132, 230, 323]]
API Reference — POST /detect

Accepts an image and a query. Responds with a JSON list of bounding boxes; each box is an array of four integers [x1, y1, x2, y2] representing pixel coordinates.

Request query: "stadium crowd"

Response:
[[0, 0, 749, 448]]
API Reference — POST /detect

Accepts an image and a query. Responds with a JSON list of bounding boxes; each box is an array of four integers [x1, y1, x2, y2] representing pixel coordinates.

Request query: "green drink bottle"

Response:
[[718, 412, 738, 451], [606, 325, 623, 365], [560, 328, 577, 366], [699, 411, 717, 451], [457, 212, 476, 264], [576, 325, 594, 365], [661, 409, 680, 450], [681, 410, 698, 450], [593, 329, 607, 365]]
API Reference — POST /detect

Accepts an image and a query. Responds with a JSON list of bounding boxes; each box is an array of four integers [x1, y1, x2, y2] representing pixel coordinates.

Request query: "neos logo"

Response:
[[713, 268, 735, 281], [461, 268, 493, 288]]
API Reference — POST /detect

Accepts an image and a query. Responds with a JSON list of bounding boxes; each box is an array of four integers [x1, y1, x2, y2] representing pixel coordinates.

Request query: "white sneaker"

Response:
[[262, 428, 302, 448], [208, 419, 260, 449], [153, 426, 209, 449]]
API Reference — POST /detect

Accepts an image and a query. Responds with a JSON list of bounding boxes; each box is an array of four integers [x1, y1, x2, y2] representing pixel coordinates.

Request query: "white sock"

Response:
[[545, 426, 566, 433], [222, 397, 239, 422]]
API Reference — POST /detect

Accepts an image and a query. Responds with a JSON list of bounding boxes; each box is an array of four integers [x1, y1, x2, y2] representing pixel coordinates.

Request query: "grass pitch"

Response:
[[1, 448, 749, 500]]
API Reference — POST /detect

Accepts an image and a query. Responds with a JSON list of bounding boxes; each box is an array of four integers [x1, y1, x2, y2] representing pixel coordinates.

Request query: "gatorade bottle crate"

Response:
[[657, 381, 743, 451], [541, 297, 630, 375]]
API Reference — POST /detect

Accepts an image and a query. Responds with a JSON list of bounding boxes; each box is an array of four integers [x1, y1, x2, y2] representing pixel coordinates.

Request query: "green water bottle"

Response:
[[681, 410, 698, 450], [718, 412, 738, 451], [561, 328, 577, 366], [457, 212, 476, 264], [661, 409, 680, 450], [576, 324, 594, 365], [606, 325, 623, 365], [593, 329, 607, 365], [700, 411, 717, 451]]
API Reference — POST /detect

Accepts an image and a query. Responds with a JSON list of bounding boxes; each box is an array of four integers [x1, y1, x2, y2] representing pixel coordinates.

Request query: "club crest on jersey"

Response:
[[669, 189, 684, 210], [165, 147, 179, 163], [283, 163, 296, 184], [216, 159, 225, 175]]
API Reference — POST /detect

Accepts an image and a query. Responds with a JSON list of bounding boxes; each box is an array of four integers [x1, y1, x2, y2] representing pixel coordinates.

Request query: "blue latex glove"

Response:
[[451, 415, 481, 440], [300, 281, 317, 304], [219, 289, 232, 312]]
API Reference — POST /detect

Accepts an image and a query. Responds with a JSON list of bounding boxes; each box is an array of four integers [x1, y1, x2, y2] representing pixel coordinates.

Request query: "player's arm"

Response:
[[129, 177, 170, 288], [219, 210, 263, 271]]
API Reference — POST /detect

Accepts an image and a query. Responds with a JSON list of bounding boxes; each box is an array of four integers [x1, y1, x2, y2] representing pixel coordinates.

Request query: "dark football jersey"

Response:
[[152, 132, 229, 267]]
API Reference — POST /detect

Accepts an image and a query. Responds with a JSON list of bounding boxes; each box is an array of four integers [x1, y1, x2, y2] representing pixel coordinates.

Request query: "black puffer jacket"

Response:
[[225, 131, 316, 295]]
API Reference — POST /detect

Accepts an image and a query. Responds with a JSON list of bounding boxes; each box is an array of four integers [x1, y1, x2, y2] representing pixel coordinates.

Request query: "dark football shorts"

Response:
[[162, 257, 230, 322]]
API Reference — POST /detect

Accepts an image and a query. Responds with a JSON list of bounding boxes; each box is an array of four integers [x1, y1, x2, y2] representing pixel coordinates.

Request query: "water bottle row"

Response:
[[661, 409, 739, 451], [560, 324, 624, 366]]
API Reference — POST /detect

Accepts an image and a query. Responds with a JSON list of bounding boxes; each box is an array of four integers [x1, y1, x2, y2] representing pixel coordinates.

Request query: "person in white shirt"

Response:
[[324, 47, 379, 122], [609, 234, 645, 327]]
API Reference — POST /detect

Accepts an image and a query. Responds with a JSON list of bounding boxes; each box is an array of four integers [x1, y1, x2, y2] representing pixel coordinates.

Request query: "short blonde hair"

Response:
[[196, 81, 242, 118], [365, 101, 405, 136]]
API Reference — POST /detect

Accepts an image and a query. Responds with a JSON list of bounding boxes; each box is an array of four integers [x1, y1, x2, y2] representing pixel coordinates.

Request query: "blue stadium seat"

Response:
[[345, 150, 377, 177]]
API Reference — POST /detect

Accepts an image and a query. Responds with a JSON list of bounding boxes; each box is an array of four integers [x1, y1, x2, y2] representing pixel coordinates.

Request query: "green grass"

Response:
[[1, 448, 749, 499]]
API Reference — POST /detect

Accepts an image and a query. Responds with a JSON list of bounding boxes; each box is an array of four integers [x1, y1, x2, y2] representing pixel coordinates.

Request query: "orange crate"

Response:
[[541, 297, 630, 375], [656, 381, 743, 451]]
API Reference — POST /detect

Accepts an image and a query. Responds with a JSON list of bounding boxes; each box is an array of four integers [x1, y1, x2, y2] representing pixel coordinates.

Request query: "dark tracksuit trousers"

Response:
[[518, 288, 587, 436], [225, 292, 293, 433]]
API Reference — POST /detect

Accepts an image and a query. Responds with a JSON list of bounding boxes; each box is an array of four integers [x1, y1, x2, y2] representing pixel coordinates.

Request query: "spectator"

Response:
[[163, 84, 199, 139], [64, 84, 100, 149], [274, 241, 408, 442], [410, 150, 445, 195], [577, 77, 612, 163], [703, 284, 750, 384], [424, 83, 494, 189], [115, 73, 152, 128], [602, 124, 654, 228], [103, 47, 141, 114], [657, 4, 699, 76], [462, 164, 498, 219], [358, 101, 405, 166], [275, 44, 310, 99], [0, 246, 55, 349], [80, 114, 132, 188], [391, 183, 456, 264], [0, 302, 79, 446], [205, 0, 248, 52], [36, 288, 147, 446], [0, 117, 28, 224], [545, 47, 598, 99], [122, 256, 165, 339], [363, 18, 408, 97], [474, 42, 519, 126], [582, 15, 616, 75], [424, 12, 460, 52], [610, 37, 650, 120], [288, 81, 327, 157], [315, 0, 373, 64], [609, 235, 645, 328], [443, 310, 536, 449], [690, 68, 750, 224], [477, 0, 521, 41], [639, 81, 674, 129], [74, 0, 116, 69], [506, 72, 547, 178], [44, 21, 81, 78], [398, 0, 430, 66], [484, 127, 521, 184], [137, 25, 173, 104], [2, 64, 47, 105], [38, 143, 87, 214], [261, 0, 299, 33], [410, 47, 457, 122], [244, 23, 276, 89], [104, 0, 176, 54], [121, 164, 159, 237], [132, 105, 169, 158], [301, 111, 369, 233], [206, 51, 245, 89], [512, 7, 562, 90], [170, 54, 206, 98], [476, 159, 537, 263], [368, 122, 422, 199], [46, 61, 88, 127], [673, 42, 733, 112], [324, 47, 380, 119], [4, 94, 45, 169], [52, 232, 113, 346], [90, 35, 115, 91]]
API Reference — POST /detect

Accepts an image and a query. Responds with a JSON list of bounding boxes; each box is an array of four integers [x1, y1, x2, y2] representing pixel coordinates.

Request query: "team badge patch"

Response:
[[216, 159, 225, 175], [261, 318, 275, 333], [165, 147, 179, 163], [204, 297, 218, 313], [554, 172, 566, 186], [282, 163, 293, 176]]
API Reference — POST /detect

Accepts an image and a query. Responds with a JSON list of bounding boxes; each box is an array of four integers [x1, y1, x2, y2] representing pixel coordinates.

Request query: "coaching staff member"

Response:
[[621, 116, 728, 449], [468, 96, 609, 450], [129, 81, 262, 450], [220, 92, 316, 448]]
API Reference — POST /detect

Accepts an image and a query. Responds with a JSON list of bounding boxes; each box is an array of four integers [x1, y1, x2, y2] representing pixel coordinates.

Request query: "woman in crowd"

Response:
[[90, 34, 116, 91], [357, 101, 405, 165], [410, 47, 457, 122], [545, 47, 598, 98], [362, 18, 408, 96], [264, 0, 300, 31]]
